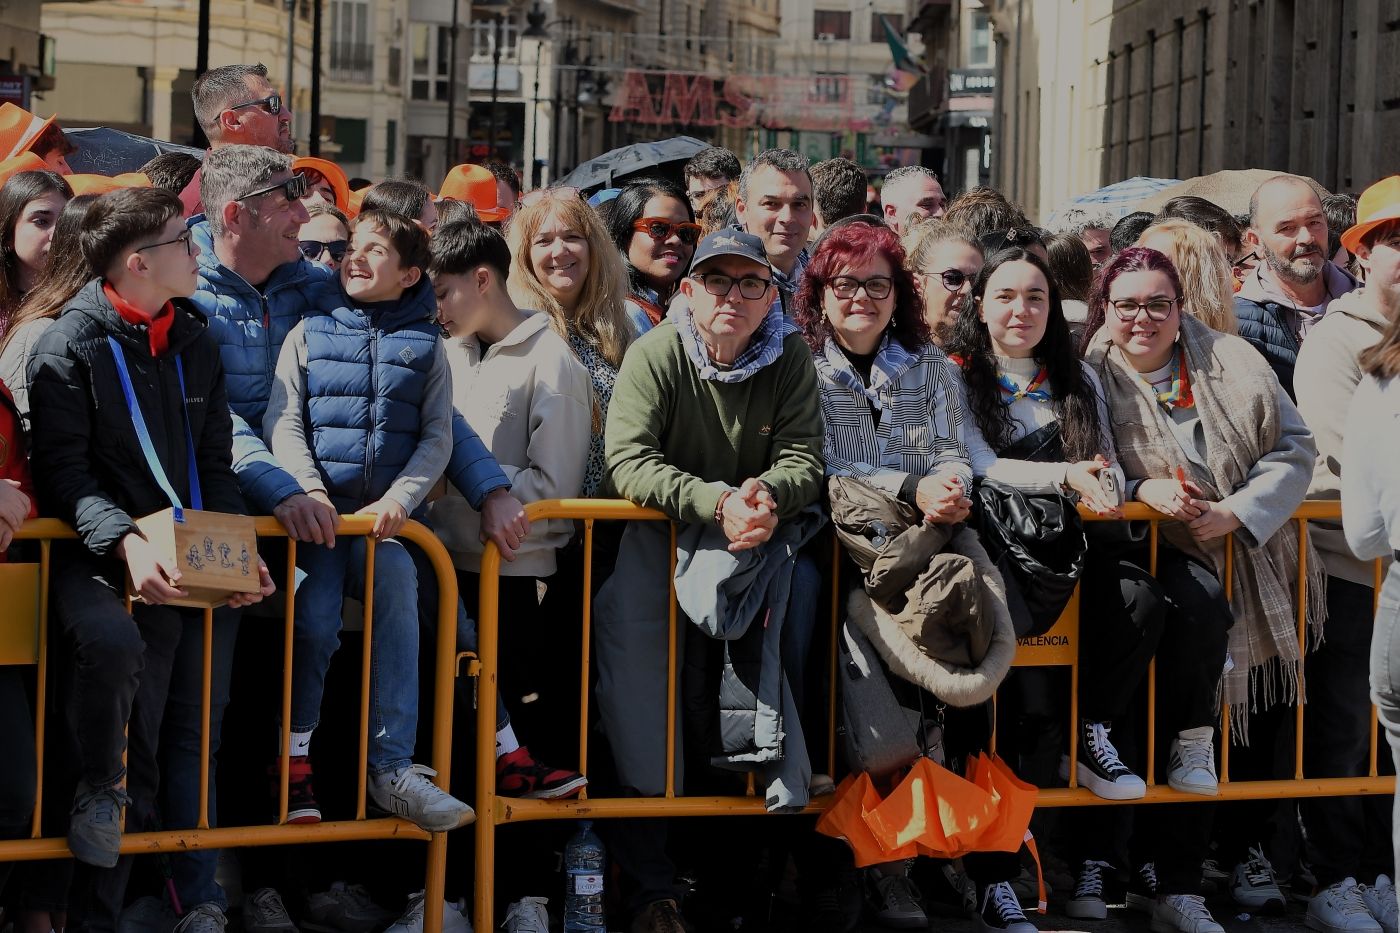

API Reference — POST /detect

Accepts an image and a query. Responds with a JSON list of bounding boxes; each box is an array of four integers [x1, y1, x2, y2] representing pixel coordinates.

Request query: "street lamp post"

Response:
[[523, 5, 569, 186], [446, 0, 459, 164], [487, 13, 503, 160]]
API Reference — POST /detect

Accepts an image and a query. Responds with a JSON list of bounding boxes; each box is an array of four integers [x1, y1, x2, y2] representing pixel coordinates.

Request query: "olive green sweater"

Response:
[[605, 322, 824, 526]]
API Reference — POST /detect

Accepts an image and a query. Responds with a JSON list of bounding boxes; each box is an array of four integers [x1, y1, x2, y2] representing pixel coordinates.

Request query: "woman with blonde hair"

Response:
[[507, 189, 631, 497], [1137, 218, 1239, 334], [903, 217, 983, 347]]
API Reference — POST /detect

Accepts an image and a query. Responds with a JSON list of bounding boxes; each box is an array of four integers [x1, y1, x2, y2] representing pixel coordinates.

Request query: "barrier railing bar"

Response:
[[356, 537, 377, 821], [475, 533, 503, 933], [31, 538, 51, 838], [198, 607, 214, 829], [1296, 519, 1309, 781], [827, 534, 840, 780], [579, 518, 595, 801], [665, 523, 678, 800], [278, 538, 297, 825], [1146, 519, 1159, 785], [1374, 557, 1385, 778]]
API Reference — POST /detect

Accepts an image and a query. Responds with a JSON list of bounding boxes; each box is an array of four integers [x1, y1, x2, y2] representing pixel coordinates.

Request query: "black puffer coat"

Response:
[[28, 278, 246, 557]]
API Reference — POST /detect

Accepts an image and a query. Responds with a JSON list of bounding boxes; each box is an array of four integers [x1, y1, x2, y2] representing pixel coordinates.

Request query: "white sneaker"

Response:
[[1167, 727, 1218, 796], [501, 897, 548, 932], [384, 891, 472, 933], [1360, 876, 1399, 933], [1151, 895, 1225, 933], [1059, 721, 1147, 800], [1231, 846, 1285, 912], [1308, 878, 1384, 933], [368, 764, 475, 832]]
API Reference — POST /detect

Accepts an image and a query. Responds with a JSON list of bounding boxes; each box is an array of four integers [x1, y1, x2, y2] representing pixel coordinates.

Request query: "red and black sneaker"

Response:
[[496, 746, 588, 800], [269, 755, 322, 823]]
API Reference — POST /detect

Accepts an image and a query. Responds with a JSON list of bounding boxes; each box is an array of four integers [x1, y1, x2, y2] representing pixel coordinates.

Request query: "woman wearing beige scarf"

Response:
[[1082, 246, 1320, 932]]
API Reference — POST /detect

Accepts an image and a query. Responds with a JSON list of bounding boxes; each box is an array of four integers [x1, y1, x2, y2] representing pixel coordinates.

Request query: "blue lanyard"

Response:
[[107, 335, 203, 521]]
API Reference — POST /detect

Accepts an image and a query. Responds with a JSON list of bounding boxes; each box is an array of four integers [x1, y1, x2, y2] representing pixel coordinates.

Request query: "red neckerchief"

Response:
[[632, 293, 665, 326], [103, 282, 176, 357]]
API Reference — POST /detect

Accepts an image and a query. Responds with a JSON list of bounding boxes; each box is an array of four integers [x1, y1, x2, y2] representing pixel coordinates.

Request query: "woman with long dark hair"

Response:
[[605, 177, 700, 336], [947, 247, 1175, 923], [0, 194, 98, 426], [0, 171, 72, 338], [797, 221, 1031, 932], [1083, 246, 1318, 933]]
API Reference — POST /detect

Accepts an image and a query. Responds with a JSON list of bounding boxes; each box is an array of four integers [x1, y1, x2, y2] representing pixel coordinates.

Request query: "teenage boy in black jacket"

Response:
[[28, 187, 273, 933]]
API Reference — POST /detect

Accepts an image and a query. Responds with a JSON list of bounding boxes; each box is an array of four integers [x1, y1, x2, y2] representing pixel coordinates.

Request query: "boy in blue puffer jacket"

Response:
[[263, 208, 473, 831]]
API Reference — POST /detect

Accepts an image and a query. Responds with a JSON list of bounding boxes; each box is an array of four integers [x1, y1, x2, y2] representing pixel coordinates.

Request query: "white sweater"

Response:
[[1342, 374, 1400, 560], [428, 312, 592, 577]]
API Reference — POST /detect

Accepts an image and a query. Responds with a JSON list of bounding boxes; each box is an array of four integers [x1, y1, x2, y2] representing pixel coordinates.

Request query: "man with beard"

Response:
[[1293, 176, 1400, 933], [1234, 175, 1359, 398], [179, 63, 297, 216]]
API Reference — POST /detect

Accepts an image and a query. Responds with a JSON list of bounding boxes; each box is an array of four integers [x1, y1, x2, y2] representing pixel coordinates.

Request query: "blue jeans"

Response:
[[293, 537, 419, 773]]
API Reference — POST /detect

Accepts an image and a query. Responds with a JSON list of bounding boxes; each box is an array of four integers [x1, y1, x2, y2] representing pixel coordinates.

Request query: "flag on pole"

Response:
[[881, 14, 925, 76]]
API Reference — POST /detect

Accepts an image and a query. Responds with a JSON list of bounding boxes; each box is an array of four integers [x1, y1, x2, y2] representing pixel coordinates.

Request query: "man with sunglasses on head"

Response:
[[598, 228, 825, 933], [178, 63, 296, 217]]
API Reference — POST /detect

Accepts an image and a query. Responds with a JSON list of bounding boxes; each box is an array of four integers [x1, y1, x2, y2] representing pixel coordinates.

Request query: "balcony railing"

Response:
[[330, 41, 375, 84]]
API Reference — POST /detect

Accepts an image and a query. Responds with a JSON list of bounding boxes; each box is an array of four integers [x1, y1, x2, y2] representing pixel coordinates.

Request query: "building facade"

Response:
[[983, 0, 1398, 222]]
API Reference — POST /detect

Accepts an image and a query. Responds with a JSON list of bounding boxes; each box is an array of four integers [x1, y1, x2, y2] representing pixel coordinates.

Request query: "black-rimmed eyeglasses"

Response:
[[135, 231, 194, 257], [691, 272, 772, 300], [1110, 297, 1180, 322]]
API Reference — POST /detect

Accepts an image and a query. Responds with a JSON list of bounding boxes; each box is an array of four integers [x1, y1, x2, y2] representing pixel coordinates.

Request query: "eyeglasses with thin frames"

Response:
[[228, 94, 283, 116], [692, 272, 772, 301], [237, 173, 308, 204], [925, 268, 973, 292], [135, 230, 194, 257], [829, 275, 894, 300], [1110, 297, 1180, 322]]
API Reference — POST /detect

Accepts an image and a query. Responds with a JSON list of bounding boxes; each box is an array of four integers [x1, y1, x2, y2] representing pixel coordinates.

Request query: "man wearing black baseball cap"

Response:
[[593, 228, 826, 933]]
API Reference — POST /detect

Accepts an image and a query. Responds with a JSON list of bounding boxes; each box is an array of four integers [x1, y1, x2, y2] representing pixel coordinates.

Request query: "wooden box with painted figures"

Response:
[[132, 508, 260, 608]]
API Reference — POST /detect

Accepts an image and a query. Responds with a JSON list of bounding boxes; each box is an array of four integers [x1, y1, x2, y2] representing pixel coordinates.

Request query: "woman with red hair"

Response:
[[794, 221, 1032, 933]]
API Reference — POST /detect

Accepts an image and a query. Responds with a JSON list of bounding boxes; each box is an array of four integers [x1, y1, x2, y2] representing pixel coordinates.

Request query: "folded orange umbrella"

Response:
[[966, 753, 1037, 853], [816, 773, 920, 868], [871, 756, 998, 859]]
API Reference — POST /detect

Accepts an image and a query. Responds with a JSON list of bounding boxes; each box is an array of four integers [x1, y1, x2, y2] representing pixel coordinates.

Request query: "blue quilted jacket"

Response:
[[304, 277, 440, 510], [188, 218, 509, 511]]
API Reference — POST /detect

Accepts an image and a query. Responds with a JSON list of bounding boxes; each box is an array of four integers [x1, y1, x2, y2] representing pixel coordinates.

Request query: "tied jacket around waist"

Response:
[[28, 278, 247, 556]]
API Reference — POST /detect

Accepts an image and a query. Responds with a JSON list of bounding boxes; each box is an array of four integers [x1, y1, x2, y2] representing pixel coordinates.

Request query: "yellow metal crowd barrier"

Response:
[[471, 498, 1396, 929], [0, 517, 461, 933]]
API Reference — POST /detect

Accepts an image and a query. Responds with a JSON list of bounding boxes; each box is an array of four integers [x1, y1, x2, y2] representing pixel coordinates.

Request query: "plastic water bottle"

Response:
[[563, 820, 606, 931]]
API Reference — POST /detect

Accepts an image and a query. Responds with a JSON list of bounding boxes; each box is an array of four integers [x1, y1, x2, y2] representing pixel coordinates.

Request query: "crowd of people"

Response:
[[1, 61, 1399, 933]]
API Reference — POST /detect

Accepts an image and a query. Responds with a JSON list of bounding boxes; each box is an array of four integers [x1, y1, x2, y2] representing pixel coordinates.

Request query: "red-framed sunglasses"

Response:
[[632, 218, 703, 246]]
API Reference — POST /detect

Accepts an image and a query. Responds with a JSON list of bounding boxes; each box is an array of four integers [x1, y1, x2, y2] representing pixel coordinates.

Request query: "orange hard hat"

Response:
[[1341, 175, 1400, 255], [65, 172, 152, 196], [293, 156, 351, 212], [0, 151, 48, 188], [437, 163, 510, 222], [0, 103, 59, 161]]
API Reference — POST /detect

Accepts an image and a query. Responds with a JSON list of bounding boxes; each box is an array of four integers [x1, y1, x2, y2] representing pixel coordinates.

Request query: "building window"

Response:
[[813, 10, 851, 41], [968, 10, 992, 67], [866, 73, 887, 105], [871, 12, 903, 41], [330, 0, 372, 83], [387, 46, 401, 86], [812, 72, 845, 103], [334, 117, 367, 162], [410, 23, 450, 101]]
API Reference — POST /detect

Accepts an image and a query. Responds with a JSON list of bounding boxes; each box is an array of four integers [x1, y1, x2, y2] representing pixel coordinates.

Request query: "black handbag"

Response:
[[972, 477, 1086, 637]]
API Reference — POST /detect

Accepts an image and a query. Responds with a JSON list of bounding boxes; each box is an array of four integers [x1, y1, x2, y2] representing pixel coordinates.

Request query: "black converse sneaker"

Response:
[[1059, 720, 1147, 800], [978, 881, 1037, 933], [1066, 860, 1113, 920], [1126, 862, 1160, 914]]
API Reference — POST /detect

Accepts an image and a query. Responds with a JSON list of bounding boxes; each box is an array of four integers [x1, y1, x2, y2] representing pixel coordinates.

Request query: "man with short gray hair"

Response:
[[180, 63, 296, 216], [879, 164, 946, 235], [1049, 207, 1116, 267], [735, 148, 814, 314]]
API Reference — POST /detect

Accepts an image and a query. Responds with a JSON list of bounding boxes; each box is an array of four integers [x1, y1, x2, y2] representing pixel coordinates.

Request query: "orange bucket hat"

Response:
[[0, 152, 48, 188], [1341, 175, 1400, 254], [293, 157, 350, 212], [437, 163, 510, 222], [0, 104, 58, 161]]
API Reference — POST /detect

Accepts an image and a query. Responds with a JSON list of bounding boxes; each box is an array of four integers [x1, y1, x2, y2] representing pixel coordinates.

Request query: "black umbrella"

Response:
[[556, 135, 711, 192], [64, 127, 204, 176]]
